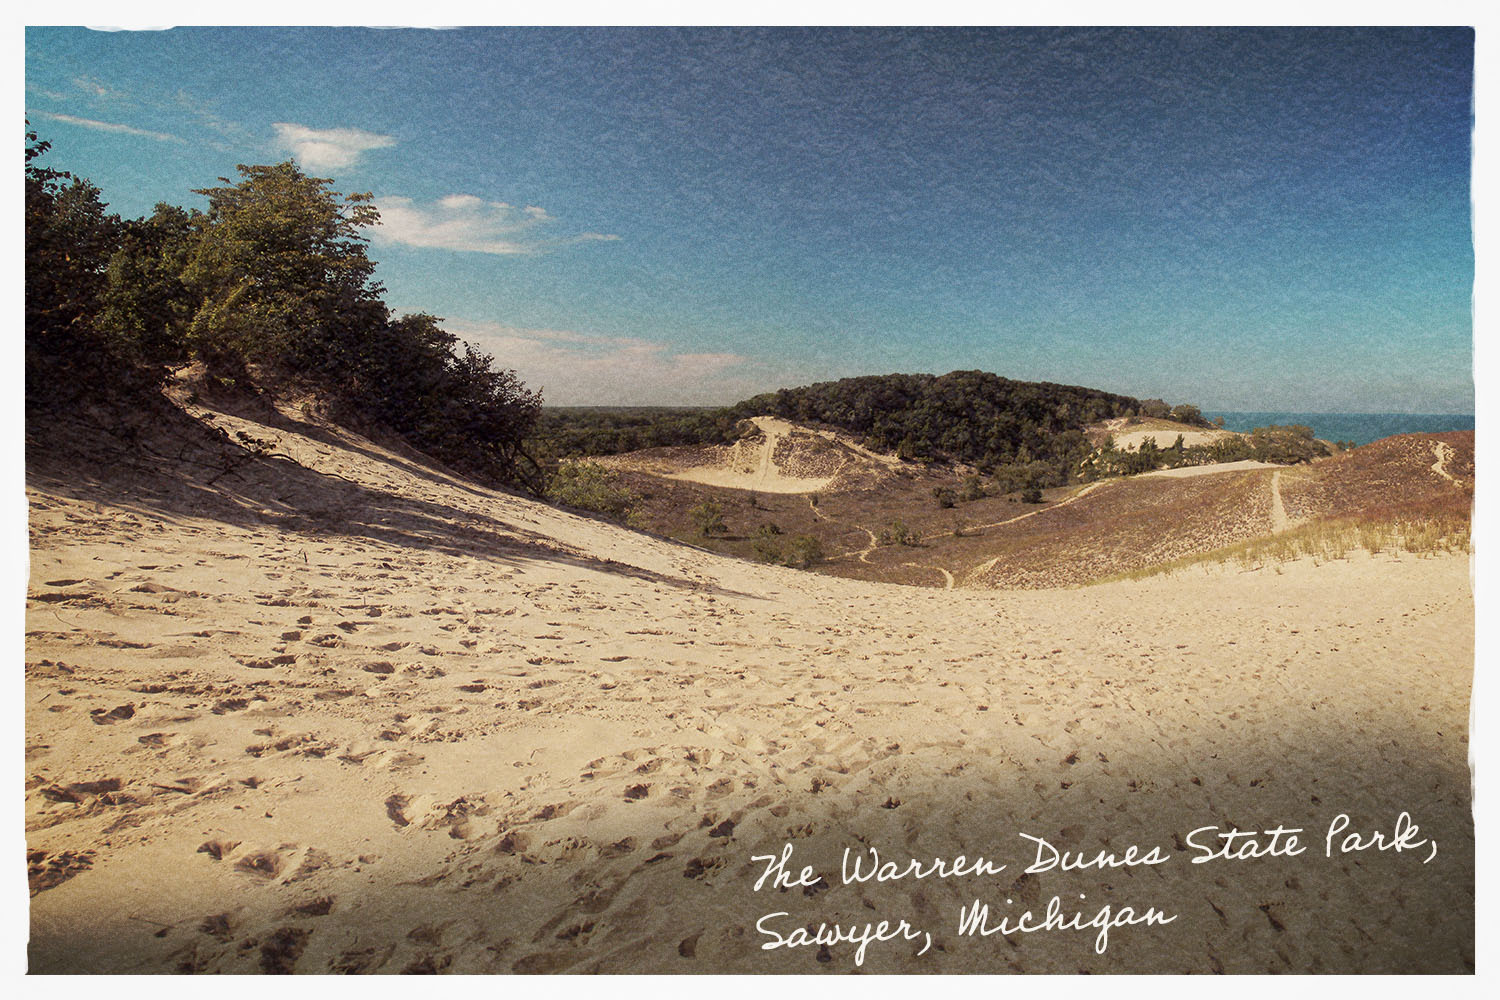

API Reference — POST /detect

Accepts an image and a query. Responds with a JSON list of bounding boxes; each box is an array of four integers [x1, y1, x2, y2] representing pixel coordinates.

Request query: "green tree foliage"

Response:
[[1246, 425, 1328, 464], [529, 407, 743, 460], [1139, 398, 1171, 418], [528, 373, 1213, 481], [751, 522, 783, 562], [546, 462, 639, 522], [1169, 403, 1204, 424], [879, 520, 915, 546], [751, 526, 823, 568], [25, 133, 545, 492], [25, 128, 126, 396], [689, 500, 727, 537], [992, 461, 1062, 495], [183, 162, 383, 377], [97, 204, 197, 371], [728, 371, 1144, 467], [1088, 423, 1329, 478], [958, 474, 987, 502], [782, 534, 824, 568]]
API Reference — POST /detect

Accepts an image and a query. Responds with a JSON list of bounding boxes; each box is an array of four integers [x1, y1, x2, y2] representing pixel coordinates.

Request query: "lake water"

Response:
[[1205, 412, 1475, 447]]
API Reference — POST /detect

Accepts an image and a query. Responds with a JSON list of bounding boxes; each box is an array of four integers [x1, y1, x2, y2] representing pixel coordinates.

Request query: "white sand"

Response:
[[1140, 458, 1282, 478], [663, 417, 840, 493], [1111, 428, 1233, 452]]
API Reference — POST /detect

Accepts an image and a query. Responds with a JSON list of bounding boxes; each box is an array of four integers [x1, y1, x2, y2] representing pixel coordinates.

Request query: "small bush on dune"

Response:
[[879, 520, 915, 546], [783, 535, 824, 568], [546, 462, 639, 523], [750, 529, 823, 568], [690, 500, 728, 538]]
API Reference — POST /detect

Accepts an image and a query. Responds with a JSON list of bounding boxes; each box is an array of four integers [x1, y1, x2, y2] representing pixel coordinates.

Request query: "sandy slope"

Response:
[[1140, 458, 1281, 479], [1095, 417, 1237, 453], [24, 400, 1473, 973], [664, 417, 835, 493]]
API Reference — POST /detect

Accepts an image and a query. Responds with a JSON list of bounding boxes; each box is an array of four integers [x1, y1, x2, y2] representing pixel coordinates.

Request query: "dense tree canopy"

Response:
[[25, 129, 125, 394], [24, 129, 544, 492], [184, 163, 383, 378], [722, 371, 1153, 468], [529, 372, 1207, 488]]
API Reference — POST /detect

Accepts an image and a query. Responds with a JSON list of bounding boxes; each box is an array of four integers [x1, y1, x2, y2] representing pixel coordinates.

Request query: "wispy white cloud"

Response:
[[26, 86, 72, 102], [442, 319, 760, 405], [72, 75, 133, 102], [271, 122, 395, 171], [29, 110, 185, 144], [374, 195, 620, 255]]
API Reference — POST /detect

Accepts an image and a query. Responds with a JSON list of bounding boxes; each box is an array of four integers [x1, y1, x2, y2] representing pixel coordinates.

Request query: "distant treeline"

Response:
[[25, 128, 544, 492], [532, 407, 744, 459], [532, 372, 1215, 486]]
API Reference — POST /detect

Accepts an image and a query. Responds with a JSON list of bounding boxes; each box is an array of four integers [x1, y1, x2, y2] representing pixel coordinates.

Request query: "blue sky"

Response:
[[24, 26, 1474, 410]]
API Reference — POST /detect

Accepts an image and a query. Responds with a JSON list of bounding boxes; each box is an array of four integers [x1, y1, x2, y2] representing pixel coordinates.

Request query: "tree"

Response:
[[1140, 398, 1171, 418], [1170, 403, 1205, 425], [97, 203, 197, 371], [183, 161, 381, 377], [25, 127, 124, 395], [25, 132, 547, 493], [182, 163, 544, 490], [879, 520, 915, 546]]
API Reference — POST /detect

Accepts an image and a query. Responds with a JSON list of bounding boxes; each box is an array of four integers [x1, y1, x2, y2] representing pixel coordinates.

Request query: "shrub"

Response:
[[1248, 425, 1330, 464], [880, 520, 915, 546], [783, 535, 824, 567], [546, 462, 638, 522], [752, 536, 783, 563], [690, 500, 727, 537]]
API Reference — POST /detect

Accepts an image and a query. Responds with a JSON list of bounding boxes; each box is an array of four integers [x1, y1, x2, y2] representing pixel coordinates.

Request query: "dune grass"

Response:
[[1096, 512, 1471, 584]]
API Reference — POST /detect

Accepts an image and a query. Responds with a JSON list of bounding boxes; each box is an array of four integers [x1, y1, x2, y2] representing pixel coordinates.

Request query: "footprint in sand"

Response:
[[197, 839, 241, 861]]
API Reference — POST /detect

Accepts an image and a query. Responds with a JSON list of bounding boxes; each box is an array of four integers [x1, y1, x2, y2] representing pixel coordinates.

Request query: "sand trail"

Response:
[[1270, 470, 1291, 532], [1431, 441, 1463, 488], [665, 417, 835, 494]]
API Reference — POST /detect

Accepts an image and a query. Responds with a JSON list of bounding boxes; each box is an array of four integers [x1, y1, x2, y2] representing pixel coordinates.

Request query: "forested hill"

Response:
[[725, 371, 1144, 466], [534, 371, 1213, 476]]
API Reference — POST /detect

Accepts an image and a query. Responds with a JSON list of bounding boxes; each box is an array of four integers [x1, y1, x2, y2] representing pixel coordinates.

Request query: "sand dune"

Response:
[[1094, 417, 1237, 453], [604, 416, 894, 495], [24, 395, 1474, 973]]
